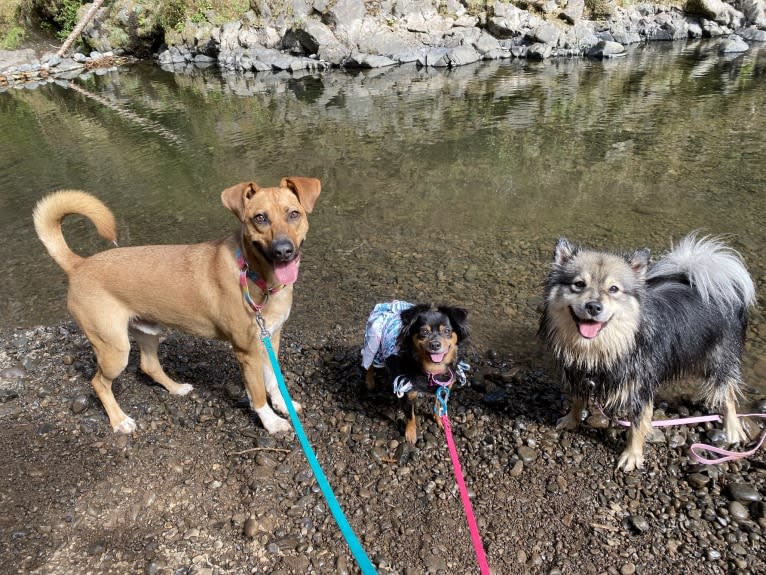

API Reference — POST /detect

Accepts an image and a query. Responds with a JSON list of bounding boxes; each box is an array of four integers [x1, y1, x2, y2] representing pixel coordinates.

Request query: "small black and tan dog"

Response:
[[362, 301, 470, 443]]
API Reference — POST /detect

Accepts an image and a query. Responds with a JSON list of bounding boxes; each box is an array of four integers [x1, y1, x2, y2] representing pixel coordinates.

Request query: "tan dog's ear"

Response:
[[281, 177, 321, 214], [221, 182, 260, 221]]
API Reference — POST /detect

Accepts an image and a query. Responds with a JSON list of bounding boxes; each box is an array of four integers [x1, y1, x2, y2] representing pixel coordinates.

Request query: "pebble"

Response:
[[727, 483, 762, 503], [629, 515, 650, 533], [620, 562, 636, 575], [729, 501, 750, 522]]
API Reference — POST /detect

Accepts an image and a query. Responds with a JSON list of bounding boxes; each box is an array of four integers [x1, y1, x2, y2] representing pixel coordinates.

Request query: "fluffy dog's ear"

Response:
[[397, 304, 430, 351], [221, 182, 260, 221], [627, 248, 650, 278], [554, 238, 576, 265], [281, 177, 321, 214], [439, 306, 470, 343]]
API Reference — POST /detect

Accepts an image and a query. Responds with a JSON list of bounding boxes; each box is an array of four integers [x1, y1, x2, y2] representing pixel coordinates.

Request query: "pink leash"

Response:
[[601, 404, 766, 465], [435, 386, 492, 575]]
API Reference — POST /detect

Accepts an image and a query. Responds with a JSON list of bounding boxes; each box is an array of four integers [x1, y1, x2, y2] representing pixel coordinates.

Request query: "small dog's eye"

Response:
[[572, 280, 586, 290], [609, 285, 620, 294], [288, 210, 301, 221], [253, 213, 268, 225], [441, 326, 452, 336]]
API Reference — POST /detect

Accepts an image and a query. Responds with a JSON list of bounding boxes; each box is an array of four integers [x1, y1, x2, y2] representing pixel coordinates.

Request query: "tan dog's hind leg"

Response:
[[557, 394, 586, 431], [722, 384, 746, 444], [83, 324, 136, 433], [132, 329, 193, 396], [616, 403, 653, 472], [235, 348, 291, 434]]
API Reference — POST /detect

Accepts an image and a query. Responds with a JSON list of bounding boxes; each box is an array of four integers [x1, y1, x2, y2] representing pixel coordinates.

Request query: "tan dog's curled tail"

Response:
[[33, 190, 117, 275]]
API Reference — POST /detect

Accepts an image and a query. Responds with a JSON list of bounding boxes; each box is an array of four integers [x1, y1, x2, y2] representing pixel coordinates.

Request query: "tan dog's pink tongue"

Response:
[[274, 260, 299, 285], [578, 321, 603, 339]]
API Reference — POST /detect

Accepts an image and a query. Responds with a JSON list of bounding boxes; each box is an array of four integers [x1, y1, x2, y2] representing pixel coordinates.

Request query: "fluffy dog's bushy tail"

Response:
[[648, 233, 756, 308]]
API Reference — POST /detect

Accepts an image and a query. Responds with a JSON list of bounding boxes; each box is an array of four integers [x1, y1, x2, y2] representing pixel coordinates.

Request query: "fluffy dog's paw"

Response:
[[725, 423, 747, 444], [171, 383, 194, 396], [616, 450, 644, 472], [113, 416, 137, 434], [556, 412, 580, 431]]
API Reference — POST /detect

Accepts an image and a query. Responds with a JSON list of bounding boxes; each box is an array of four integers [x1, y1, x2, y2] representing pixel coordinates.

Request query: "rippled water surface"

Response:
[[2, 41, 765, 393]]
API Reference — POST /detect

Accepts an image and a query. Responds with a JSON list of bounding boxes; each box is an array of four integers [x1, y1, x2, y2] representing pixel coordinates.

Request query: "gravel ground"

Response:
[[1, 321, 765, 575]]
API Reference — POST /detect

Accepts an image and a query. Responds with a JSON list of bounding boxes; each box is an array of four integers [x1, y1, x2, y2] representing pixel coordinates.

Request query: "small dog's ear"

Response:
[[439, 306, 470, 343], [554, 238, 576, 265], [627, 248, 650, 278], [221, 182, 260, 221], [397, 304, 429, 350], [281, 177, 321, 214]]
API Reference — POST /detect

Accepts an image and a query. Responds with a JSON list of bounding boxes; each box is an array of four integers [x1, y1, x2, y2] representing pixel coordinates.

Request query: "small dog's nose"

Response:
[[428, 340, 442, 352], [585, 301, 602, 317], [271, 239, 295, 261]]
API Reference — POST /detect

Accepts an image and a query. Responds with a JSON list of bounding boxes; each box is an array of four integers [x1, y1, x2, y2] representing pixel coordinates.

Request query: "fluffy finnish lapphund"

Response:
[[539, 233, 756, 471], [362, 301, 470, 444]]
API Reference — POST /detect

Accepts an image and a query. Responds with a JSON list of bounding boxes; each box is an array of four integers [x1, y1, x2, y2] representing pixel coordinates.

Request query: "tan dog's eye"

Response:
[[572, 280, 586, 291], [608, 285, 620, 294], [253, 213, 268, 225], [288, 210, 301, 221]]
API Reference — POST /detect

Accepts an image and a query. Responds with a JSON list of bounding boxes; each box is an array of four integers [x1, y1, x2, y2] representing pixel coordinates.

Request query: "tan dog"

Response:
[[33, 177, 320, 435]]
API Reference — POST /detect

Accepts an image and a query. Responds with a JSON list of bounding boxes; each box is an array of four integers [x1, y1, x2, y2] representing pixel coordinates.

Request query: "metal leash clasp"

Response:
[[255, 311, 269, 341], [435, 385, 450, 417]]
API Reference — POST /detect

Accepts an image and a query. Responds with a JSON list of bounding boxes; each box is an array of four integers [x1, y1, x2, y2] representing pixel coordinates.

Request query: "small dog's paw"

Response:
[[616, 450, 644, 472], [171, 383, 194, 396], [113, 416, 137, 434], [404, 427, 417, 445], [556, 412, 580, 431]]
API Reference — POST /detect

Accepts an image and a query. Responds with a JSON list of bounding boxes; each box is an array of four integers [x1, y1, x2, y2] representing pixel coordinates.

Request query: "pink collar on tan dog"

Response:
[[236, 247, 285, 313]]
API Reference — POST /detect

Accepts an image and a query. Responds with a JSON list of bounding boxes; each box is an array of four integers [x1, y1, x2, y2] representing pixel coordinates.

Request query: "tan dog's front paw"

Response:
[[404, 419, 417, 444], [113, 416, 137, 434], [171, 383, 194, 396], [616, 448, 644, 472], [272, 396, 302, 416], [256, 406, 292, 434]]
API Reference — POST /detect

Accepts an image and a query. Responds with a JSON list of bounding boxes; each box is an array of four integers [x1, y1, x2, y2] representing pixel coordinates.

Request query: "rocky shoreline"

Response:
[[1, 321, 765, 574], [2, 0, 766, 89]]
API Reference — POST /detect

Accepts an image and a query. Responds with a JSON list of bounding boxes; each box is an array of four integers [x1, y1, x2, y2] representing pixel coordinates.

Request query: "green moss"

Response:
[[0, 24, 26, 48]]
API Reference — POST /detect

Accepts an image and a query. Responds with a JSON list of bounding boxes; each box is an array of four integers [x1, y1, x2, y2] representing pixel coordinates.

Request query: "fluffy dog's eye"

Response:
[[441, 326, 452, 336], [253, 213, 268, 225], [288, 210, 301, 221], [608, 285, 620, 294], [572, 280, 586, 290]]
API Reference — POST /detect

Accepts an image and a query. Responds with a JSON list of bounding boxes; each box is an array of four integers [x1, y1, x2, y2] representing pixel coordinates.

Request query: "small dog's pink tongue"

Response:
[[578, 321, 603, 339], [430, 352, 446, 363], [274, 259, 299, 285]]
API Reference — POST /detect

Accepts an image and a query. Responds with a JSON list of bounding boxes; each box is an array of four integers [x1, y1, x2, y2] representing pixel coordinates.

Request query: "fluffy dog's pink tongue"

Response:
[[430, 352, 446, 363], [274, 259, 300, 285], [578, 321, 603, 339]]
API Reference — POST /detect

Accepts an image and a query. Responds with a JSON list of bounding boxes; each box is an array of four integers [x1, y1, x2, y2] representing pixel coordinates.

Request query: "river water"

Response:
[[2, 40, 765, 394]]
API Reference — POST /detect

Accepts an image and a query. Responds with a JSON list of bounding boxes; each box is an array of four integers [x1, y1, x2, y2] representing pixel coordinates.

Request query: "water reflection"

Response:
[[1, 40, 764, 392]]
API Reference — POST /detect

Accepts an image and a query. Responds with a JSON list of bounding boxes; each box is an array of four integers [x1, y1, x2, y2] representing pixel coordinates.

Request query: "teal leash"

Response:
[[255, 313, 378, 575]]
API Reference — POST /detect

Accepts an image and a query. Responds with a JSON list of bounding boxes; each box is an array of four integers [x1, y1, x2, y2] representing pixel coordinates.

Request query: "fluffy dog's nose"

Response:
[[271, 239, 295, 261], [585, 301, 602, 317]]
